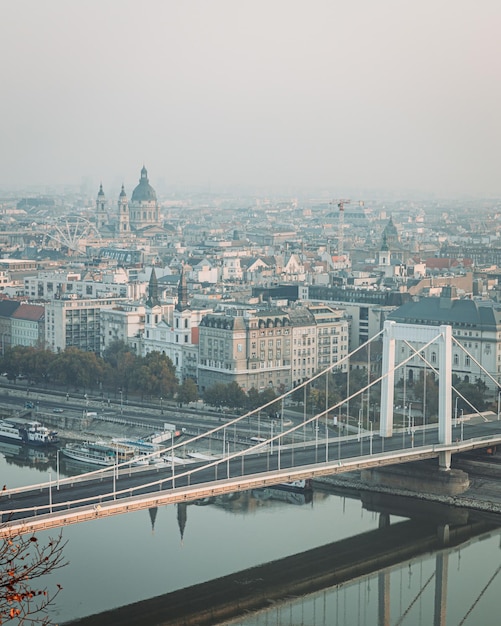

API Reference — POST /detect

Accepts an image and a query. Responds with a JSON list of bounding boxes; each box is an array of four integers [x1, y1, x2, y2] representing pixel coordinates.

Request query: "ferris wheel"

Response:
[[45, 215, 102, 254]]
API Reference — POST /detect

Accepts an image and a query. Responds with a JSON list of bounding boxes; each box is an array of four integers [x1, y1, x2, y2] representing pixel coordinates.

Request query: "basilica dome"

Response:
[[131, 166, 157, 202]]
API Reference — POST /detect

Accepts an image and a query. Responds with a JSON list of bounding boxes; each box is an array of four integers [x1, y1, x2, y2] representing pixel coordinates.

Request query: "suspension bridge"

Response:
[[2, 322, 501, 537]]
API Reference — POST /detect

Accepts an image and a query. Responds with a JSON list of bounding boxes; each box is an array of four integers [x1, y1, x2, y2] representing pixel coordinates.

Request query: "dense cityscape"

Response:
[[3, 2, 501, 624], [0, 168, 500, 407]]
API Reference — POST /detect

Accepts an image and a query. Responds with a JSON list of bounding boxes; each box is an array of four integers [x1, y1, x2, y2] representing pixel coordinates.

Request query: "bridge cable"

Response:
[[457, 563, 501, 626], [393, 572, 435, 626]]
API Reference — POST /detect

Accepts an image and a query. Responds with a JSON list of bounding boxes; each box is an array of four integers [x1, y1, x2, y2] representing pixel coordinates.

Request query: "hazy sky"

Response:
[[2, 1, 501, 197]]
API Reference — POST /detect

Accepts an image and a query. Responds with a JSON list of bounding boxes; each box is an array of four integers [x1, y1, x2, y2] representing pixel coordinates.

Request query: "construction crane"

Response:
[[329, 199, 351, 258]]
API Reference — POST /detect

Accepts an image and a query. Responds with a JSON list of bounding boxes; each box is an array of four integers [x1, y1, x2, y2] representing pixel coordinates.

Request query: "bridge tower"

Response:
[[380, 320, 453, 470]]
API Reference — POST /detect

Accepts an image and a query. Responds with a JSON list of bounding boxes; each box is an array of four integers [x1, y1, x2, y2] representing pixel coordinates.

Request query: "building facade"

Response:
[[387, 292, 501, 390], [45, 297, 126, 353], [198, 305, 349, 394]]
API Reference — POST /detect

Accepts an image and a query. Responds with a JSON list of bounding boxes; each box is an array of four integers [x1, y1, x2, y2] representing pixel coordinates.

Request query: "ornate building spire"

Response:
[[176, 264, 188, 312], [146, 266, 160, 308]]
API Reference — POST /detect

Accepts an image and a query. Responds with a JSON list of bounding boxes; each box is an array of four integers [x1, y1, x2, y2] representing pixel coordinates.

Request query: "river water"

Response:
[[1, 445, 501, 625]]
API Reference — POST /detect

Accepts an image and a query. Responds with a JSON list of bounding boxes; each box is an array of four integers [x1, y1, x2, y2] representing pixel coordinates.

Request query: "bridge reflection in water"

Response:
[[66, 486, 501, 626]]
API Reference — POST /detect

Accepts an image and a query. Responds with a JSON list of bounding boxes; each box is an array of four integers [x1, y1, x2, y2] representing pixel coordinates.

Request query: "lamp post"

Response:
[[56, 449, 60, 490], [497, 390, 500, 421], [160, 397, 163, 415], [455, 396, 458, 426], [48, 472, 52, 513], [119, 390, 123, 415]]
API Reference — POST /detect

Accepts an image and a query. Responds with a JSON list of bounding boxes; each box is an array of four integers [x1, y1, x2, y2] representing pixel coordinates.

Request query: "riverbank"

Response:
[[314, 457, 501, 517]]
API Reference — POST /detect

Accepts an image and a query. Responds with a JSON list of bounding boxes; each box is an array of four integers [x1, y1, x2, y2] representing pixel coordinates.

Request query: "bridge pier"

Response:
[[380, 322, 453, 457], [361, 460, 469, 496], [439, 450, 452, 471]]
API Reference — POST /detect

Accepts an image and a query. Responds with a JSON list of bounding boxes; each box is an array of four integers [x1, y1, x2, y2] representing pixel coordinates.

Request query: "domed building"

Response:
[[95, 165, 163, 237], [129, 166, 160, 232]]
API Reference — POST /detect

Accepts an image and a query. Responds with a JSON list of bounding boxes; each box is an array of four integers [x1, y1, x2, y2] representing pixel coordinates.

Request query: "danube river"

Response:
[[1, 445, 501, 625]]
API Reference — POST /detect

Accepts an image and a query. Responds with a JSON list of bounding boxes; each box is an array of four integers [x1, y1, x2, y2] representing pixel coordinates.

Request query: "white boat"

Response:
[[0, 419, 59, 446], [61, 441, 136, 467], [24, 421, 59, 446], [0, 419, 24, 443], [112, 437, 165, 465]]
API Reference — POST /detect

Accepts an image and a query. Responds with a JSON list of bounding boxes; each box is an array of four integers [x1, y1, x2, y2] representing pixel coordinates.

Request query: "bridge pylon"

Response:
[[380, 321, 452, 469]]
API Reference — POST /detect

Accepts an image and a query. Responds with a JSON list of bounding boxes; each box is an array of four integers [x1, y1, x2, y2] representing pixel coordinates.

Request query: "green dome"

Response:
[[131, 166, 157, 202]]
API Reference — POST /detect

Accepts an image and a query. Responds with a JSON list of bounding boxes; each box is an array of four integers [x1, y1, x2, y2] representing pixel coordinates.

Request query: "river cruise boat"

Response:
[[61, 441, 137, 467], [0, 418, 59, 446], [111, 437, 165, 465]]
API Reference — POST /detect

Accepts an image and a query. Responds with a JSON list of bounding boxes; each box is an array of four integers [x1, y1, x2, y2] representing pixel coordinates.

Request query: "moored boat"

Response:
[[0, 418, 59, 446], [112, 437, 164, 465], [24, 421, 59, 446], [61, 441, 137, 467], [0, 419, 24, 443]]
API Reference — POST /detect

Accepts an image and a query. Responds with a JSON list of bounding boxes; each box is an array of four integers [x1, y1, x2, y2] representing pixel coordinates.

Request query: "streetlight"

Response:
[[119, 390, 123, 415], [56, 449, 60, 490], [497, 390, 501, 421], [48, 472, 52, 513], [160, 397, 163, 414]]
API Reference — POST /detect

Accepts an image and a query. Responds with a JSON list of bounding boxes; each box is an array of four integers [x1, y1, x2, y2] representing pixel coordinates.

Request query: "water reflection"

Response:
[[65, 486, 501, 626], [2, 450, 500, 626], [0, 439, 55, 471]]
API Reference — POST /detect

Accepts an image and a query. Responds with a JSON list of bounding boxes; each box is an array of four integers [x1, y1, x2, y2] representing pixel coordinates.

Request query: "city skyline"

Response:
[[2, 1, 501, 198]]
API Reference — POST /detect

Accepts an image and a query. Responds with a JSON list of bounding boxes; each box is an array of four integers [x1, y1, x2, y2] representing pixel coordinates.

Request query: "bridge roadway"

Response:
[[1, 419, 501, 536]]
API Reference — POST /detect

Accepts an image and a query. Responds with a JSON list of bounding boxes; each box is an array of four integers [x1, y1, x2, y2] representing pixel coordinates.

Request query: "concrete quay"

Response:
[[314, 454, 501, 518]]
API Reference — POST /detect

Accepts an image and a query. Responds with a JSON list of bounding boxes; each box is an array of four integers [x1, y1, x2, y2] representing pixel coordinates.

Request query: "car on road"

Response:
[[52, 408, 64, 413], [25, 401, 35, 409]]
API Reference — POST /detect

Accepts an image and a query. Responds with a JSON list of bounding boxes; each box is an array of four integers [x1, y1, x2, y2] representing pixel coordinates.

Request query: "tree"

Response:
[[226, 382, 246, 410], [454, 379, 487, 415], [102, 341, 137, 394], [413, 371, 439, 420], [204, 383, 228, 409], [0, 348, 23, 383], [48, 348, 104, 392], [133, 352, 178, 399], [0, 529, 67, 625], [177, 378, 198, 406]]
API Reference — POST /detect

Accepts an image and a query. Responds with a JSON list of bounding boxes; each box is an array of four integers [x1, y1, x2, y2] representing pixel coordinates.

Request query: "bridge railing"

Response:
[[3, 431, 501, 524]]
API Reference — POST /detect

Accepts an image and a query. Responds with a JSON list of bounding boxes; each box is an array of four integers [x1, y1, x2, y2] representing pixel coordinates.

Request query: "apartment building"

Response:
[[11, 304, 45, 348], [45, 297, 126, 353], [387, 291, 501, 389], [100, 304, 146, 355], [198, 305, 348, 393]]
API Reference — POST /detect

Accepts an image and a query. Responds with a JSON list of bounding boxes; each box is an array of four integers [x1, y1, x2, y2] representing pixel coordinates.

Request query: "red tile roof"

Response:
[[11, 304, 45, 322]]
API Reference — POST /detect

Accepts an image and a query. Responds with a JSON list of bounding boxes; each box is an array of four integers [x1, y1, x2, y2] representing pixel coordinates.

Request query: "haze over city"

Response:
[[2, 0, 501, 197]]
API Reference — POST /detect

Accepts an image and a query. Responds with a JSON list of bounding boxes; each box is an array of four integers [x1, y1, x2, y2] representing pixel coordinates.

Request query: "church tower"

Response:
[[176, 264, 189, 312], [146, 265, 160, 308], [117, 184, 130, 234], [95, 183, 108, 230]]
